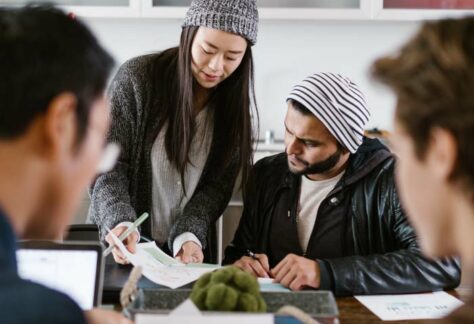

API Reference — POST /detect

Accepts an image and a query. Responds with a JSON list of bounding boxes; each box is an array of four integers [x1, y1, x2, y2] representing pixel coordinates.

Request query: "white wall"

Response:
[[84, 17, 421, 140]]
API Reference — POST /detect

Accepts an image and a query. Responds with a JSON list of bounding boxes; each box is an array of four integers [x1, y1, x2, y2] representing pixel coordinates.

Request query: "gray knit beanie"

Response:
[[182, 0, 258, 45]]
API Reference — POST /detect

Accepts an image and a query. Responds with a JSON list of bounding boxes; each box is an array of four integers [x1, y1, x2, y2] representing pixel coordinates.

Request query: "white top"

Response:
[[297, 171, 345, 253], [150, 107, 214, 252]]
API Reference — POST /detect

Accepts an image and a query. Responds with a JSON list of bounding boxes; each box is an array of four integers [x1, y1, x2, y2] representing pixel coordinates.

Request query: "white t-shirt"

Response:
[[297, 171, 345, 253]]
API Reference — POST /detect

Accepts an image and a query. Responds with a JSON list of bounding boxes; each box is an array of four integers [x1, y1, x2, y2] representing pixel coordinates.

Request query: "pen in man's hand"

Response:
[[246, 249, 259, 260], [103, 212, 149, 257], [246, 249, 272, 277]]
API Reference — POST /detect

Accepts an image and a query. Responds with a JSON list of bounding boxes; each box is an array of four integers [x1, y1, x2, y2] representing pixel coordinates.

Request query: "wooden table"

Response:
[[104, 258, 471, 323]]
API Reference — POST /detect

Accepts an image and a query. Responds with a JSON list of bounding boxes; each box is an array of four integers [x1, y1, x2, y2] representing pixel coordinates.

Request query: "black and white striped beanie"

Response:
[[286, 72, 371, 153]]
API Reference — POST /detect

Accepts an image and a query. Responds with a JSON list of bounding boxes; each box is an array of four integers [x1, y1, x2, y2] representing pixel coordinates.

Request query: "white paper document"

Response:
[[136, 313, 274, 324], [169, 299, 202, 316], [258, 277, 291, 292], [108, 232, 219, 289], [136, 298, 274, 324], [355, 291, 464, 321]]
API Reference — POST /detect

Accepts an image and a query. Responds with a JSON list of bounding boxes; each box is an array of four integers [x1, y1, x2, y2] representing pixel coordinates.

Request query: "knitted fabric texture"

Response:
[[183, 0, 258, 45], [287, 72, 371, 153]]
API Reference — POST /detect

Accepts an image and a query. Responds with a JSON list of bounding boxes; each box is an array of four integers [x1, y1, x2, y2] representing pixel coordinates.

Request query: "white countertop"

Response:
[[254, 140, 285, 152]]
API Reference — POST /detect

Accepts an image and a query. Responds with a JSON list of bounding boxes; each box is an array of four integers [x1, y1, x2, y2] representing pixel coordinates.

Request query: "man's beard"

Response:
[[288, 146, 344, 176]]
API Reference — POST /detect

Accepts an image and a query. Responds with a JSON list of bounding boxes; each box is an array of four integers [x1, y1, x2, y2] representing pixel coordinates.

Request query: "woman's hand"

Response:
[[86, 309, 133, 324], [105, 225, 139, 265], [86, 308, 133, 324], [175, 241, 204, 264]]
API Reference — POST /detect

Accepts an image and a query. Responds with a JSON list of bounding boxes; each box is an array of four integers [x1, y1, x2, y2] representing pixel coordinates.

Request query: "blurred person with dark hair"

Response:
[[0, 5, 131, 324]]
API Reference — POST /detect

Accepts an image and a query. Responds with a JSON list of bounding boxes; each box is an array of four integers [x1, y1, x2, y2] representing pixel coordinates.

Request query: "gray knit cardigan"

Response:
[[88, 52, 239, 254]]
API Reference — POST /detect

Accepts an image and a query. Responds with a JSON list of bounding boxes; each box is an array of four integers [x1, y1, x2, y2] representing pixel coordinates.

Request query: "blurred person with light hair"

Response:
[[372, 16, 474, 322]]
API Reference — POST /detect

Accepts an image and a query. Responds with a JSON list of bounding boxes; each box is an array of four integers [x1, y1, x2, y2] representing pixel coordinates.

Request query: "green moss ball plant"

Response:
[[190, 266, 267, 312]]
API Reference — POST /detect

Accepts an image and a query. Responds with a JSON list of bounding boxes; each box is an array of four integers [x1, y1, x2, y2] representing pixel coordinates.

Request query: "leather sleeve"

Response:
[[223, 164, 262, 265], [322, 161, 461, 296]]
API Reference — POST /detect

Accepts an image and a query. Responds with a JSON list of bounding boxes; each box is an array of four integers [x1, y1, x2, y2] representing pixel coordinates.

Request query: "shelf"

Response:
[[254, 141, 285, 152], [64, 4, 140, 18], [260, 7, 371, 20], [2, 1, 473, 21], [142, 0, 372, 20], [371, 0, 474, 20], [0, 0, 141, 18], [141, 1, 187, 18]]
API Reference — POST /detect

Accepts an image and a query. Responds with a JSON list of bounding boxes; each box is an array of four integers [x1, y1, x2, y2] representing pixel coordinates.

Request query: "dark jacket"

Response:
[[224, 138, 460, 296], [0, 209, 85, 324], [88, 51, 239, 261]]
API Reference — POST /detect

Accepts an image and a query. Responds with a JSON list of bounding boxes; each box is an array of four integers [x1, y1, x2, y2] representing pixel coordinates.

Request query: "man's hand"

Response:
[[271, 254, 321, 291], [105, 225, 139, 265], [175, 241, 204, 264], [234, 253, 271, 278], [85, 308, 133, 324]]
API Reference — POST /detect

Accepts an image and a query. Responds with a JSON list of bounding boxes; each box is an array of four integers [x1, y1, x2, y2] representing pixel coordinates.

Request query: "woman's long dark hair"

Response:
[[154, 26, 258, 196]]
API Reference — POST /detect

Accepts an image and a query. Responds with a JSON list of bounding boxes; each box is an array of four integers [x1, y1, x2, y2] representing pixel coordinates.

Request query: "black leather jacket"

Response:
[[224, 138, 460, 296]]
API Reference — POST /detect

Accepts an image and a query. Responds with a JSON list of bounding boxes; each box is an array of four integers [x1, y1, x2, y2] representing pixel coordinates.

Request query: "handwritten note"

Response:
[[108, 231, 219, 289]]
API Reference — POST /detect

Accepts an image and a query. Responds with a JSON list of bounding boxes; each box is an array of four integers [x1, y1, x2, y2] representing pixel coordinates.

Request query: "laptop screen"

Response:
[[16, 241, 103, 310]]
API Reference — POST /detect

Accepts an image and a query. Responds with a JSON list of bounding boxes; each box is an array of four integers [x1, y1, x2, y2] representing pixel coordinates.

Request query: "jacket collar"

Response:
[[279, 137, 392, 192], [341, 137, 392, 187]]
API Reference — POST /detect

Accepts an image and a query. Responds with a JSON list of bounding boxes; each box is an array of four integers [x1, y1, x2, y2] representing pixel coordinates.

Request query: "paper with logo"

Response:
[[107, 231, 219, 289], [355, 291, 464, 321]]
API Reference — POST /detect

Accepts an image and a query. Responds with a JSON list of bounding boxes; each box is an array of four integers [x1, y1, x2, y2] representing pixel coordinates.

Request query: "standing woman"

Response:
[[88, 0, 259, 264]]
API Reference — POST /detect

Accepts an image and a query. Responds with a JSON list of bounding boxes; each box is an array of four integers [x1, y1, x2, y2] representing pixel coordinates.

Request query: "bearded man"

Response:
[[223, 72, 460, 296]]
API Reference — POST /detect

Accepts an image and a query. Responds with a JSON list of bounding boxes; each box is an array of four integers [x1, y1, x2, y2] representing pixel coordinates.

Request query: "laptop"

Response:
[[16, 240, 104, 310]]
